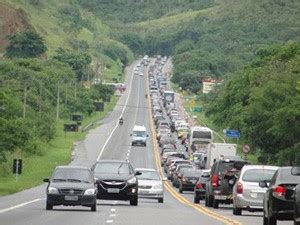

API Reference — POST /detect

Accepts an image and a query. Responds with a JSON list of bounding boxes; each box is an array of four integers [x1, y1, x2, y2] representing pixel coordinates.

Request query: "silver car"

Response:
[[232, 165, 278, 215], [135, 168, 166, 203]]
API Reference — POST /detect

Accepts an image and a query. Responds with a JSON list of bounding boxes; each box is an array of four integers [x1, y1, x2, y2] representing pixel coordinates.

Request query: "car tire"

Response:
[[235, 207, 242, 215], [213, 198, 219, 209], [176, 182, 179, 188], [207, 194, 213, 207], [194, 196, 200, 204], [130, 197, 138, 206], [179, 185, 183, 193], [294, 220, 300, 225], [268, 215, 277, 225], [158, 198, 164, 203], [91, 203, 96, 212], [46, 202, 53, 210]]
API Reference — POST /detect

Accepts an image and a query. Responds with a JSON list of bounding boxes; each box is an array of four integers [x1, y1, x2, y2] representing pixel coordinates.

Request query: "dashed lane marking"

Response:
[[0, 198, 43, 214]]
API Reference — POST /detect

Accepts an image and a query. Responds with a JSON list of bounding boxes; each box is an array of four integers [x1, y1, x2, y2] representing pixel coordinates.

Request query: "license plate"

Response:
[[107, 188, 120, 193], [214, 195, 227, 200], [139, 190, 149, 195], [65, 195, 78, 201]]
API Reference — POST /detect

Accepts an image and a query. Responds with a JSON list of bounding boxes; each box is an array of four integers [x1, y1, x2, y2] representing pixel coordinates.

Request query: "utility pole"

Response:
[[56, 85, 60, 120], [23, 83, 28, 119]]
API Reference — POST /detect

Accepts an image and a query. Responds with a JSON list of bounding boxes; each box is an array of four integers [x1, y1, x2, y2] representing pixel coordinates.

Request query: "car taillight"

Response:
[[236, 182, 243, 194], [273, 185, 286, 198], [196, 183, 203, 189], [211, 175, 218, 187]]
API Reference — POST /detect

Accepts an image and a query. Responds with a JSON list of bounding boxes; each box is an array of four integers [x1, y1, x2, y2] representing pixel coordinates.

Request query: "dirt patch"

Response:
[[0, 2, 32, 53]]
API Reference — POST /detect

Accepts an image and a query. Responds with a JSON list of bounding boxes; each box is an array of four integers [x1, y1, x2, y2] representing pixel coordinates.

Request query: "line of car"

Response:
[[147, 56, 300, 225]]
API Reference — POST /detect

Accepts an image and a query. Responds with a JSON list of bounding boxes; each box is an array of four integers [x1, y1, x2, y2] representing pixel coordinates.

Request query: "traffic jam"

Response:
[[145, 56, 300, 225]]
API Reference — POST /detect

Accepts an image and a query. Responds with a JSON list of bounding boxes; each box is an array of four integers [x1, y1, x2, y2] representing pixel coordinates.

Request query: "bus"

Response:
[[188, 126, 213, 153]]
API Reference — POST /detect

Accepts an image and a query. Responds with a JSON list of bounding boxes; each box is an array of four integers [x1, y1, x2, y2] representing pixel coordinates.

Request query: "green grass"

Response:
[[0, 96, 118, 196]]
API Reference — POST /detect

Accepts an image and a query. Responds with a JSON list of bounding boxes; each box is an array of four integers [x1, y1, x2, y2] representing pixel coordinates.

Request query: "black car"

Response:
[[205, 157, 249, 209], [178, 169, 202, 193], [261, 166, 300, 225], [92, 160, 140, 206], [44, 166, 97, 211], [194, 170, 211, 203]]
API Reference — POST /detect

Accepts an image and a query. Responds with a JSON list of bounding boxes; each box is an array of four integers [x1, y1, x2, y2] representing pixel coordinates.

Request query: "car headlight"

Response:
[[48, 187, 59, 194], [84, 189, 96, 195], [153, 183, 163, 189], [127, 177, 137, 184]]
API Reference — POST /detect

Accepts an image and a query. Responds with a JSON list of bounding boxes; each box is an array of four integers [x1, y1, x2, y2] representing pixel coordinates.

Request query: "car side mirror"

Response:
[[43, 178, 50, 183], [135, 171, 142, 176], [259, 181, 268, 188]]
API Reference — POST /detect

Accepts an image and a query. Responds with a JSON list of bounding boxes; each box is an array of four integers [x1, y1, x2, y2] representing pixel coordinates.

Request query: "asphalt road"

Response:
[[0, 60, 292, 225]]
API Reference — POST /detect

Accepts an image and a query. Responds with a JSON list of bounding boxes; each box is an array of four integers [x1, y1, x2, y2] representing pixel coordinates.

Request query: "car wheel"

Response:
[[158, 198, 164, 203], [207, 195, 213, 207], [172, 180, 176, 187], [91, 203, 96, 212], [130, 197, 138, 206], [235, 207, 242, 215], [179, 185, 183, 193], [268, 215, 277, 225], [294, 220, 300, 225], [194, 196, 200, 204], [213, 198, 219, 209], [46, 202, 53, 210], [176, 182, 179, 188]]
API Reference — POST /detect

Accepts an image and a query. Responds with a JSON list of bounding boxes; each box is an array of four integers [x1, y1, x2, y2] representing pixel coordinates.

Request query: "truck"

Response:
[[206, 143, 237, 169], [163, 91, 175, 107]]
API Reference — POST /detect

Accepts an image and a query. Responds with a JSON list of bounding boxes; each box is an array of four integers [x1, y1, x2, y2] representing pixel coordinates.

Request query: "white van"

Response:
[[131, 125, 148, 146]]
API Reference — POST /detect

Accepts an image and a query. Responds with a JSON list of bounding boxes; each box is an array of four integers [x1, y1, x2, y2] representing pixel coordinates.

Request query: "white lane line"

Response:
[[0, 198, 42, 214], [111, 208, 116, 212], [106, 220, 114, 224], [110, 214, 116, 217], [97, 64, 137, 161]]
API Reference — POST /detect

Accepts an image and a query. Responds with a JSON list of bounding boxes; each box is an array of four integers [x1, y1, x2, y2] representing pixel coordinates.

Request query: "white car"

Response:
[[135, 168, 166, 203]]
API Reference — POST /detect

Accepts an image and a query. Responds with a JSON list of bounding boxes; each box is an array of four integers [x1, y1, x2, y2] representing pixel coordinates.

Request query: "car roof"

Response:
[[96, 160, 129, 164], [135, 168, 157, 172], [133, 125, 146, 131], [241, 165, 279, 170], [55, 165, 90, 170]]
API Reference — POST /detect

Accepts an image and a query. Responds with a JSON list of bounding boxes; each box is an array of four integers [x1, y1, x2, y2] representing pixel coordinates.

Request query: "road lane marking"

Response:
[[97, 63, 137, 161], [110, 214, 116, 217], [0, 198, 43, 214], [146, 68, 241, 225], [111, 208, 116, 212], [106, 220, 114, 223]]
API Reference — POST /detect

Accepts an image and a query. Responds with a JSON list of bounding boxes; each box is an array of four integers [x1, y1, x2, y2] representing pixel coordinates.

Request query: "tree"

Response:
[[5, 31, 47, 58]]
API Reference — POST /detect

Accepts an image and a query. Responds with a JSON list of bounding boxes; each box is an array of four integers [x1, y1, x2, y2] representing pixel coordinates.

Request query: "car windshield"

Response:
[[52, 168, 92, 183], [242, 169, 277, 182], [136, 171, 160, 180], [93, 162, 131, 175], [133, 131, 145, 137]]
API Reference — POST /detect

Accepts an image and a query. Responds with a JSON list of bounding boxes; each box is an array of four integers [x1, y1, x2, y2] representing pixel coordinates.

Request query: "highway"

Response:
[[0, 60, 292, 225]]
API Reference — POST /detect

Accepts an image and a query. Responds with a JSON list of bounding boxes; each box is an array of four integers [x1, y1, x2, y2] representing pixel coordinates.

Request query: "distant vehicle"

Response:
[[194, 169, 211, 203], [205, 157, 249, 209], [206, 143, 237, 168], [43, 166, 97, 211], [135, 168, 166, 203], [178, 169, 203, 193], [189, 126, 213, 153], [130, 125, 148, 146], [192, 152, 207, 169], [232, 165, 278, 215], [92, 160, 141, 206], [139, 72, 144, 76], [261, 167, 300, 225]]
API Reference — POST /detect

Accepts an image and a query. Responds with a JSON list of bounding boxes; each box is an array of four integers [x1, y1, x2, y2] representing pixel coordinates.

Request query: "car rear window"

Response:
[[183, 170, 202, 177], [93, 162, 131, 175], [136, 171, 160, 180], [242, 169, 277, 182], [278, 168, 300, 183]]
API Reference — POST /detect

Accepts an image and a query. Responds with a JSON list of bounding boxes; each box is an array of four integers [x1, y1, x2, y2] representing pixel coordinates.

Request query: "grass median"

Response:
[[0, 96, 118, 196]]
